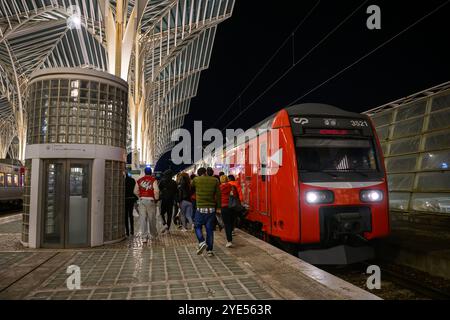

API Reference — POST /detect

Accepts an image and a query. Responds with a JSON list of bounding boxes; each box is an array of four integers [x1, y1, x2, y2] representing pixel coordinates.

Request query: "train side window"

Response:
[[6, 174, 13, 187], [0, 173, 4, 187], [260, 143, 268, 181]]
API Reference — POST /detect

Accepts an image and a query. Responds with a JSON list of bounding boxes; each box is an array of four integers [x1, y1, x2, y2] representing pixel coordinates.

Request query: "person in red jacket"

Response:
[[220, 175, 235, 248], [134, 167, 160, 243], [228, 175, 243, 201], [227, 175, 244, 235]]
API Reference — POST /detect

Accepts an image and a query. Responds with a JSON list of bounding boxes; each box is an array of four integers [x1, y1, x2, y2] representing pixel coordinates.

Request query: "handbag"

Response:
[[229, 186, 245, 213]]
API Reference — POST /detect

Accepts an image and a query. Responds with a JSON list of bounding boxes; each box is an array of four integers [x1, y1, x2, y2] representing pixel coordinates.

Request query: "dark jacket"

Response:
[[178, 180, 192, 203], [125, 176, 138, 202], [158, 170, 178, 202]]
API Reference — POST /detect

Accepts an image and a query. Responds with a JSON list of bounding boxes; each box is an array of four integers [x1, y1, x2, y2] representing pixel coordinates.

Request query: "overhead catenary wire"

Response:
[[287, 0, 450, 107], [210, 0, 322, 128], [221, 0, 370, 130]]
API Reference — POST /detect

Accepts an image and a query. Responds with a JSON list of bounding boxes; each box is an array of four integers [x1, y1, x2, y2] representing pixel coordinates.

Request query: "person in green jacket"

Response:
[[192, 167, 221, 257]]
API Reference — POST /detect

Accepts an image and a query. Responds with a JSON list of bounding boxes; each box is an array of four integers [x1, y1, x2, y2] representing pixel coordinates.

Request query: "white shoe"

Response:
[[226, 242, 233, 248], [160, 226, 168, 234], [206, 251, 214, 257], [181, 228, 188, 232], [197, 242, 207, 255]]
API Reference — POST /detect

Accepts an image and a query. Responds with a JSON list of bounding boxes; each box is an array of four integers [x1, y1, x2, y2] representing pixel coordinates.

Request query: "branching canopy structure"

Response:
[[0, 0, 234, 164]]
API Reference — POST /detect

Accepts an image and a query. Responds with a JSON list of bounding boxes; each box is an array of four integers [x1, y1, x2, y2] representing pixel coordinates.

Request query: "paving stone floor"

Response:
[[0, 214, 379, 300], [0, 220, 22, 234]]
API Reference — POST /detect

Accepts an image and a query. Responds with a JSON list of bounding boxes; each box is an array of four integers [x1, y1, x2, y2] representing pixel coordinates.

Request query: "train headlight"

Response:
[[360, 190, 383, 203], [305, 191, 334, 204]]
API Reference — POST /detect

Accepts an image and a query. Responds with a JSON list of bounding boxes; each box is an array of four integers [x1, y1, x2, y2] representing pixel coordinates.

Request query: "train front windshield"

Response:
[[296, 137, 383, 182]]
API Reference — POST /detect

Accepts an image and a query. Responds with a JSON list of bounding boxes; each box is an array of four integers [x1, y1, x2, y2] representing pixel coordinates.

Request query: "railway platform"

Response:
[[0, 214, 379, 300]]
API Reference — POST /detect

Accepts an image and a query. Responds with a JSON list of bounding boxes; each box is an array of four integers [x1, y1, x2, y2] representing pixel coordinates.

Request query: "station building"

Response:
[[0, 0, 235, 249]]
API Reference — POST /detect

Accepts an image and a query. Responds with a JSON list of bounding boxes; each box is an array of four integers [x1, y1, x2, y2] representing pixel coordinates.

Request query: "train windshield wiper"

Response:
[[300, 170, 338, 178]]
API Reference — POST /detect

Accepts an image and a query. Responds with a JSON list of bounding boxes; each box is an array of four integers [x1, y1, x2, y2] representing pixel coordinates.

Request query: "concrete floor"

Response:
[[0, 214, 379, 300]]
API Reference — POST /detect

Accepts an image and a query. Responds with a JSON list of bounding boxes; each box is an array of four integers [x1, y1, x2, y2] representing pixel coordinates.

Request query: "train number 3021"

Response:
[[351, 120, 369, 127]]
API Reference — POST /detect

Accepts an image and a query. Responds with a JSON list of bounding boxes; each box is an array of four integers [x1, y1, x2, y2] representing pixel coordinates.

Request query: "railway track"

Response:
[[368, 262, 450, 300], [0, 209, 22, 215], [321, 261, 450, 300], [239, 224, 450, 300]]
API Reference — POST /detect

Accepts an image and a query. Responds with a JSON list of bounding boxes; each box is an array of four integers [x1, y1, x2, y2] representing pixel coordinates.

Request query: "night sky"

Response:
[[156, 0, 450, 171]]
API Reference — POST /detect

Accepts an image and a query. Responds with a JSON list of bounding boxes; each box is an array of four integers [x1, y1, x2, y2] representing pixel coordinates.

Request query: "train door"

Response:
[[257, 135, 270, 228], [41, 159, 91, 248]]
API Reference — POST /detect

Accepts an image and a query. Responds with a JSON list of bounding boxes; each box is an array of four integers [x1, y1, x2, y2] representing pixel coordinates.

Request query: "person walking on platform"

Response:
[[158, 169, 178, 234], [135, 167, 160, 243], [178, 173, 194, 231], [206, 167, 224, 231], [228, 175, 244, 234], [190, 174, 197, 215], [125, 171, 138, 237], [219, 175, 235, 248], [192, 167, 221, 257]]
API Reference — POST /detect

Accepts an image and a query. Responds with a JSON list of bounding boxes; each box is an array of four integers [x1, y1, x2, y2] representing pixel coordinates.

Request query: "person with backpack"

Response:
[[219, 175, 235, 248], [228, 175, 245, 233]]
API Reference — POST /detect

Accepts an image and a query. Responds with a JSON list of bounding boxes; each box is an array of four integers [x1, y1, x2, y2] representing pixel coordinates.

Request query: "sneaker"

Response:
[[181, 228, 188, 232], [206, 251, 214, 257], [197, 241, 207, 255], [161, 225, 169, 234], [226, 242, 233, 248]]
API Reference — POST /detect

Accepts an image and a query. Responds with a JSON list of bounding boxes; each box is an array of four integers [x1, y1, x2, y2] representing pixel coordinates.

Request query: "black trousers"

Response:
[[125, 199, 135, 236], [160, 199, 174, 229], [222, 207, 235, 242]]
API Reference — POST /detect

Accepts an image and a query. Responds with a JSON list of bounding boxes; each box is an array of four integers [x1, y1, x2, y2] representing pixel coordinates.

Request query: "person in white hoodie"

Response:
[[134, 167, 160, 243]]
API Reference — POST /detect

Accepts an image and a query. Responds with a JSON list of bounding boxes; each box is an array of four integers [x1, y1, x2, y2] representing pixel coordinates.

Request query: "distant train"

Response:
[[187, 104, 390, 264], [0, 159, 25, 210]]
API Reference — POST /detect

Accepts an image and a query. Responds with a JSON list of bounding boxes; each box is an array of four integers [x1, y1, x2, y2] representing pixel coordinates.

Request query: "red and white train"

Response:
[[187, 104, 390, 264]]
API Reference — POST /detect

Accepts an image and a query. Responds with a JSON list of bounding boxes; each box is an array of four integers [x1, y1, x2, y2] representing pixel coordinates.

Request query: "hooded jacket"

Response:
[[158, 170, 178, 202]]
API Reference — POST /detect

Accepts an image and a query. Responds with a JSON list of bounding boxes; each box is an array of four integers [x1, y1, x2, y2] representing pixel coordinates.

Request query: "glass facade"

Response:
[[104, 160, 125, 242], [26, 77, 128, 148], [22, 160, 31, 243], [25, 69, 128, 247], [370, 90, 450, 214]]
